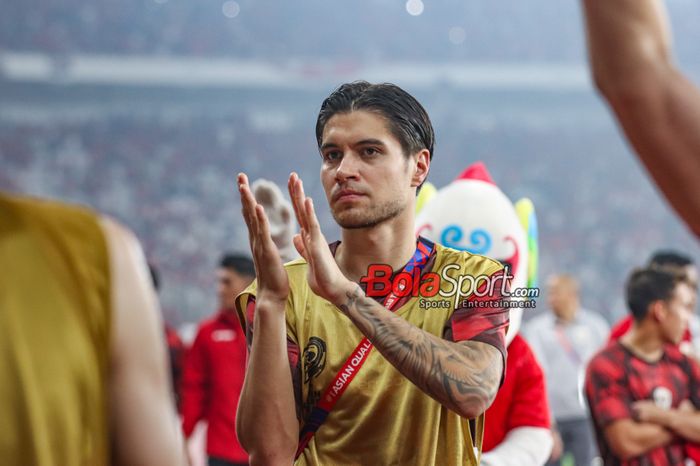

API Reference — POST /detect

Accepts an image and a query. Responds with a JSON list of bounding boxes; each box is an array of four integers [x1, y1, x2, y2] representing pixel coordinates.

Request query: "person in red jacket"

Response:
[[181, 253, 255, 466]]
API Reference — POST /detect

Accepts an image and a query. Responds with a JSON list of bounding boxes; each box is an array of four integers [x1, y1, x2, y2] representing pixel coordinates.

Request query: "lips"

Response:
[[333, 189, 366, 203]]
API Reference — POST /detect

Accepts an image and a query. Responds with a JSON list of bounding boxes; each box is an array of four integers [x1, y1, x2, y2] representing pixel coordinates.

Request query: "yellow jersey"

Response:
[[0, 194, 111, 466], [237, 242, 506, 466]]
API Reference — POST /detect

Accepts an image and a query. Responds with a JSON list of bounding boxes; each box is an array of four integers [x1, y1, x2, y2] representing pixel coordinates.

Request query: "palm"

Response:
[[238, 173, 289, 305], [289, 173, 350, 305]]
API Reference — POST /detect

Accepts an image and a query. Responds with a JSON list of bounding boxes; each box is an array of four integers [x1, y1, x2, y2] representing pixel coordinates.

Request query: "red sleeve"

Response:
[[608, 316, 632, 343], [506, 337, 551, 430], [446, 269, 509, 368], [165, 325, 185, 413], [585, 353, 633, 429], [180, 326, 209, 437]]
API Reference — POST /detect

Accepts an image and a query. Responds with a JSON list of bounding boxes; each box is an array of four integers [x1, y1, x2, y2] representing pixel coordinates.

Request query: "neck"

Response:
[[336, 210, 417, 283], [620, 320, 664, 361]]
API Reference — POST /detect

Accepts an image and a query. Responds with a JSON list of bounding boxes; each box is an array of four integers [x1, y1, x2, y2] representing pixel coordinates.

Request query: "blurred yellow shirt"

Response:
[[0, 194, 111, 466]]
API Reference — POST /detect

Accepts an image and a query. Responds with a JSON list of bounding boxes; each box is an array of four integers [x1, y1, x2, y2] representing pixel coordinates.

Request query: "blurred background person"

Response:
[[181, 253, 255, 466], [251, 178, 297, 263], [525, 274, 609, 466], [0, 193, 186, 466], [609, 250, 699, 359], [585, 268, 700, 465]]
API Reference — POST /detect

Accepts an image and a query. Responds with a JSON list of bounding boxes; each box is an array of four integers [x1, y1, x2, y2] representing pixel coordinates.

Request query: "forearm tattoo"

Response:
[[339, 286, 502, 418]]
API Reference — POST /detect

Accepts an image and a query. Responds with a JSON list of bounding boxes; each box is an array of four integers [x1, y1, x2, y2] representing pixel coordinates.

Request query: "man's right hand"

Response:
[[238, 172, 289, 309]]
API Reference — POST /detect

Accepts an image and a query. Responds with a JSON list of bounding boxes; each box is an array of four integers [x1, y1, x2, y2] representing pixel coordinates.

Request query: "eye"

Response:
[[362, 147, 380, 157], [323, 151, 342, 162]]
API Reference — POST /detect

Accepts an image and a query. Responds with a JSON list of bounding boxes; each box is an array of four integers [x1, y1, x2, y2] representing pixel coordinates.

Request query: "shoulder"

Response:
[[283, 257, 309, 281], [12, 193, 102, 235], [509, 335, 543, 369], [194, 316, 220, 337], [587, 343, 625, 376], [433, 243, 503, 276], [509, 334, 533, 356], [663, 344, 688, 364]]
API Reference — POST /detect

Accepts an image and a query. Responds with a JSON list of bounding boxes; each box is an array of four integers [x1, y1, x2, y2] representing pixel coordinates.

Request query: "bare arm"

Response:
[[582, 0, 700, 236], [604, 418, 674, 460], [236, 173, 298, 465], [101, 217, 186, 466], [337, 285, 502, 418], [236, 300, 298, 465], [633, 400, 700, 443], [657, 410, 700, 442]]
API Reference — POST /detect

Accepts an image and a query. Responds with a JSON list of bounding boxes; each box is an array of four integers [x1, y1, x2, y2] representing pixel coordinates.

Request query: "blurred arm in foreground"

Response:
[[581, 0, 700, 237]]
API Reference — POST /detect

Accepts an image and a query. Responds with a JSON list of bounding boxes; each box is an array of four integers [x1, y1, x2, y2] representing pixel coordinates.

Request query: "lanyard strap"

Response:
[[295, 237, 434, 459], [554, 324, 582, 366]]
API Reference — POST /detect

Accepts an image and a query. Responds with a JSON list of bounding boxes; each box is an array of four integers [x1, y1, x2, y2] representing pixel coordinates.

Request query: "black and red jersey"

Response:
[[585, 341, 700, 466]]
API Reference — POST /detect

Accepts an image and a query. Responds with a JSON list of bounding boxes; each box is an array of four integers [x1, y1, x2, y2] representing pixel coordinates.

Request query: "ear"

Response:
[[651, 300, 668, 322], [411, 149, 431, 187]]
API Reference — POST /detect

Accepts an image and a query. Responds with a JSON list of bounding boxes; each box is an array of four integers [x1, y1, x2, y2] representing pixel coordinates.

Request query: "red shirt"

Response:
[[164, 323, 185, 412], [586, 342, 700, 466], [181, 310, 247, 462], [483, 334, 551, 452]]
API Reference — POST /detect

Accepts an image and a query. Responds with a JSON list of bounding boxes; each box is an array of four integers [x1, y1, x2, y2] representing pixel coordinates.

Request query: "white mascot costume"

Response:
[[416, 162, 553, 466]]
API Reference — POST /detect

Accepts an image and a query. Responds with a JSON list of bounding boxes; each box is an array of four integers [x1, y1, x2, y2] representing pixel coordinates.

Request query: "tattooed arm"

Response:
[[287, 173, 504, 419], [337, 285, 503, 419]]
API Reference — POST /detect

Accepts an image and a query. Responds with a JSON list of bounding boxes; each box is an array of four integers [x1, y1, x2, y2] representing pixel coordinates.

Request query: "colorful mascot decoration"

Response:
[[416, 162, 552, 466]]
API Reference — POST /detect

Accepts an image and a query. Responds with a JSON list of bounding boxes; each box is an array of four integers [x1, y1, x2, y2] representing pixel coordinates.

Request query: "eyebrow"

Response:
[[320, 139, 387, 151]]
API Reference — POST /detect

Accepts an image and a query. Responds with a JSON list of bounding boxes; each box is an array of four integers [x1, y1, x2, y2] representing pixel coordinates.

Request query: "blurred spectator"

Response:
[[181, 253, 254, 466], [609, 251, 700, 359], [525, 274, 609, 466], [1, 0, 699, 65], [585, 268, 700, 465], [150, 262, 186, 412]]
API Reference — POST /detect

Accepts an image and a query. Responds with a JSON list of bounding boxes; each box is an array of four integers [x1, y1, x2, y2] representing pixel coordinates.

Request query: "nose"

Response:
[[335, 152, 360, 183]]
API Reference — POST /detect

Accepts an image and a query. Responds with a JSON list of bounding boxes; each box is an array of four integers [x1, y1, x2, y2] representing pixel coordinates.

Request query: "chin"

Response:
[[333, 210, 373, 229]]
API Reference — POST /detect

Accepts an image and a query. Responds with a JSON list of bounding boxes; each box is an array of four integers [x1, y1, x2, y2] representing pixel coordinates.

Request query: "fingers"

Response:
[[288, 172, 310, 233], [238, 173, 259, 237], [255, 204, 269, 238], [304, 197, 323, 242], [293, 234, 307, 260]]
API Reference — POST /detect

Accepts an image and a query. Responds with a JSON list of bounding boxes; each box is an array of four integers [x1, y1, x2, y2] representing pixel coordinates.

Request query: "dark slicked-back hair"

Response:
[[219, 253, 255, 278], [315, 81, 435, 162], [647, 250, 694, 269], [626, 268, 686, 322]]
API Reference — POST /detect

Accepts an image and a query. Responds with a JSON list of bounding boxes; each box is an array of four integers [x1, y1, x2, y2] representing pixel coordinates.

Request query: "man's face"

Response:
[[659, 282, 694, 345], [217, 268, 252, 311], [547, 277, 577, 320], [319, 110, 424, 229]]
